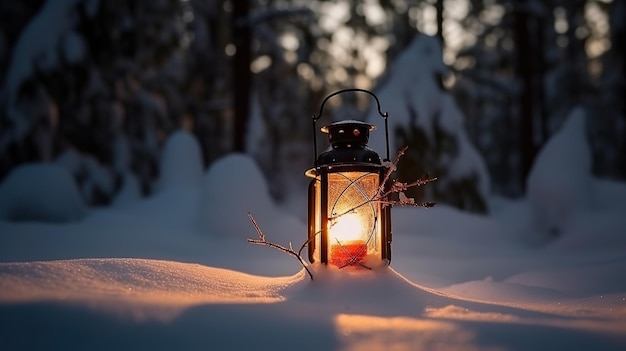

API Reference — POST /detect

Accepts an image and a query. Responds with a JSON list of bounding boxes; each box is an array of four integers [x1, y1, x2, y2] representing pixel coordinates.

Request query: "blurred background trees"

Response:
[[0, 0, 623, 212]]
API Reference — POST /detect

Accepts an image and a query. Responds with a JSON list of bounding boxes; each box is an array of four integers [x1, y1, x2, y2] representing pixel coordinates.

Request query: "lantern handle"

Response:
[[311, 88, 390, 164]]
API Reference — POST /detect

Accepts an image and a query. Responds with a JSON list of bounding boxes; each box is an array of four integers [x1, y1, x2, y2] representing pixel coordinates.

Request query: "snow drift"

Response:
[[526, 107, 591, 240], [0, 163, 86, 222]]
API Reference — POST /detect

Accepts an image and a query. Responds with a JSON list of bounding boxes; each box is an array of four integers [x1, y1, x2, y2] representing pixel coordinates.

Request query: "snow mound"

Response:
[[111, 172, 142, 207], [0, 163, 86, 223], [590, 178, 626, 211], [0, 259, 624, 350], [0, 258, 303, 320], [392, 205, 506, 243], [196, 153, 304, 241], [158, 130, 204, 192], [526, 107, 591, 240]]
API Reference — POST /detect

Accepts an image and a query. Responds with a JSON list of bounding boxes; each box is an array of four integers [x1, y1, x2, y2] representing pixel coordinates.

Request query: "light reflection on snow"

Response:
[[424, 305, 519, 322], [333, 314, 503, 351], [0, 258, 304, 322], [424, 304, 626, 336]]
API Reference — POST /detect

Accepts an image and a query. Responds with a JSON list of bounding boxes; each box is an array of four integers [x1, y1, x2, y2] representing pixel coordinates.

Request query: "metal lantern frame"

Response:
[[306, 89, 392, 269]]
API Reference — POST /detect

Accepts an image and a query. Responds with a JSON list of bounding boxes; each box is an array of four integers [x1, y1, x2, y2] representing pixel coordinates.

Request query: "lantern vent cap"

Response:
[[320, 120, 376, 134], [321, 120, 376, 149]]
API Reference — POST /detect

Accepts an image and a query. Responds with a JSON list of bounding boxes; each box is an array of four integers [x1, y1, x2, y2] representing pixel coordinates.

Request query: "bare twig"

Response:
[[378, 145, 407, 196], [246, 212, 314, 280], [330, 146, 437, 221], [246, 146, 436, 275], [297, 233, 317, 258]]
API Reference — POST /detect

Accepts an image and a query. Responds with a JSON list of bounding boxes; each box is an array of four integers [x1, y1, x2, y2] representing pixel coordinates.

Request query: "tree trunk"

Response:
[[536, 12, 547, 145], [610, 0, 626, 177], [513, 0, 535, 188], [436, 0, 444, 47], [232, 0, 251, 152]]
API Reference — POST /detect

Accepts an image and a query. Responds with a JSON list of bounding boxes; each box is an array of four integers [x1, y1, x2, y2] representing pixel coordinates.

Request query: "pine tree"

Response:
[[368, 35, 490, 213], [1, 0, 189, 203]]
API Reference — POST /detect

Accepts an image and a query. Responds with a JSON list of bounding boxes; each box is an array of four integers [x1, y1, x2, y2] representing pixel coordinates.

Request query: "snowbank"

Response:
[[111, 172, 142, 207], [526, 107, 591, 240], [157, 130, 204, 192], [0, 163, 86, 222], [196, 153, 305, 242], [0, 258, 298, 314], [0, 259, 624, 350]]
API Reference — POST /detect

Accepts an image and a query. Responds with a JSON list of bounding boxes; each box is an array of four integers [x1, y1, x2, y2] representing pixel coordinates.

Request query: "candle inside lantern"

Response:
[[328, 213, 367, 266], [329, 241, 367, 266]]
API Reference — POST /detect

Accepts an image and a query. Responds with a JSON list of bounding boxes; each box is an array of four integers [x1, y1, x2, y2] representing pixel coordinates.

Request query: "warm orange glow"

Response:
[[329, 213, 368, 266], [333, 314, 482, 351], [309, 167, 388, 266], [325, 171, 381, 267], [329, 241, 367, 267], [329, 213, 363, 242], [0, 258, 300, 322]]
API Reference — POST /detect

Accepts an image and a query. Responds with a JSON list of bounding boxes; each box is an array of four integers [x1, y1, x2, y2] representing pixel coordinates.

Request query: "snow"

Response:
[[196, 154, 304, 242], [111, 172, 142, 207], [0, 18, 624, 346], [526, 107, 591, 241], [0, 259, 297, 316], [366, 35, 490, 205], [0, 163, 86, 223], [367, 35, 447, 154], [157, 130, 204, 192], [4, 0, 83, 138], [439, 94, 491, 199], [62, 31, 86, 64], [1, 152, 625, 350]]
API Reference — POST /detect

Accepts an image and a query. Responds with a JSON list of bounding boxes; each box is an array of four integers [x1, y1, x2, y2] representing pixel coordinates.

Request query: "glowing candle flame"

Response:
[[329, 213, 363, 242]]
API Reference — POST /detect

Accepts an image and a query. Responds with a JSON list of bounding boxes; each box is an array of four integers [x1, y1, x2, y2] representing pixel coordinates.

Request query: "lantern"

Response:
[[306, 89, 392, 269]]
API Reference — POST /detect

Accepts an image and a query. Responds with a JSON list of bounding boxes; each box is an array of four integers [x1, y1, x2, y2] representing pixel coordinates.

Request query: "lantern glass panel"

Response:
[[312, 178, 321, 263], [327, 171, 381, 267]]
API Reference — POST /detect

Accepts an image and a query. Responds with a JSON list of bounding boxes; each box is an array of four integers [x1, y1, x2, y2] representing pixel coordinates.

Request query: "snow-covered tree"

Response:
[[451, 0, 624, 193], [0, 0, 191, 203], [595, 0, 626, 179], [367, 35, 490, 213]]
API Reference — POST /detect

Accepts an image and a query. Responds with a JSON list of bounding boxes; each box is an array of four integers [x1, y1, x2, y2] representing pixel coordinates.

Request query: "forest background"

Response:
[[0, 0, 623, 213]]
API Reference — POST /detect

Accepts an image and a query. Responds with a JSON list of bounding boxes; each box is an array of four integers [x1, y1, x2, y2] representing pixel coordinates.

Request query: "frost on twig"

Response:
[[330, 146, 437, 221], [378, 146, 437, 207], [246, 212, 314, 280]]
